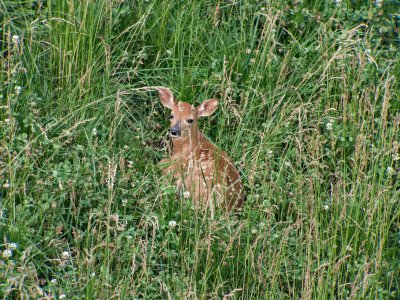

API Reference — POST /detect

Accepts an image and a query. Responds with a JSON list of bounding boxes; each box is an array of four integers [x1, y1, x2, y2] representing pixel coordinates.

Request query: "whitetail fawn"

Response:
[[158, 87, 244, 211]]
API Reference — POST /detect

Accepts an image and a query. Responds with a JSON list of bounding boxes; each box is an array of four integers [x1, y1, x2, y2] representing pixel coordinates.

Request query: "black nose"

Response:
[[170, 128, 180, 136]]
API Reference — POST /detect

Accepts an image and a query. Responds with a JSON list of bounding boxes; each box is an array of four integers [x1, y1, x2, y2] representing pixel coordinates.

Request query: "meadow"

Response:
[[1, 0, 399, 299]]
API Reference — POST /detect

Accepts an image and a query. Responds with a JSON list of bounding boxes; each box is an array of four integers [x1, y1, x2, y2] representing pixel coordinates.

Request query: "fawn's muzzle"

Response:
[[170, 122, 181, 137]]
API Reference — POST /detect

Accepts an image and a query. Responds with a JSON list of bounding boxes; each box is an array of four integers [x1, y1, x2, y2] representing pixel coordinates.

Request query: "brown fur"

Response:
[[158, 87, 244, 211]]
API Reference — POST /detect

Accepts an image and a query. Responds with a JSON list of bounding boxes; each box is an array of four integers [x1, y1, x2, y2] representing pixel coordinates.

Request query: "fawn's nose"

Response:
[[170, 127, 180, 137]]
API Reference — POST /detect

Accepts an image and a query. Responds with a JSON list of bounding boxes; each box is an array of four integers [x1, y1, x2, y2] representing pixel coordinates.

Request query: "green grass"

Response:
[[1, 0, 399, 299]]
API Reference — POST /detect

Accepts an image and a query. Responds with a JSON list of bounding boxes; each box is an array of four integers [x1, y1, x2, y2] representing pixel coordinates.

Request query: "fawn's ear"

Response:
[[158, 87, 175, 109], [197, 98, 218, 117]]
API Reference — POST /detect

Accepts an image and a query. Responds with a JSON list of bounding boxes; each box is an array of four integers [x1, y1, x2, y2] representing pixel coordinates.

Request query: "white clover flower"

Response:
[[166, 49, 172, 56], [284, 161, 291, 168], [92, 128, 97, 136], [387, 167, 394, 174], [183, 191, 191, 199], [168, 220, 177, 229], [323, 204, 329, 211], [246, 48, 252, 54], [51, 278, 57, 285], [122, 199, 128, 207], [375, 0, 383, 7], [8, 243, 17, 250], [267, 149, 273, 156], [59, 294, 66, 299], [326, 122, 333, 131], [393, 153, 399, 161], [2, 249, 12, 258], [251, 228, 258, 234], [12, 35, 20, 44], [62, 251, 70, 259], [15, 86, 22, 95]]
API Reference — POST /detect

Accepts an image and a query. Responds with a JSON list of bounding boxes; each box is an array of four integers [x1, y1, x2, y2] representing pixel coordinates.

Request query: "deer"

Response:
[[157, 87, 244, 212]]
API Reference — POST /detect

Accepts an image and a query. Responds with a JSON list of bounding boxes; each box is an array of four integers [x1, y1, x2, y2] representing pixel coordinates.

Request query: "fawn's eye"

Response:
[[169, 114, 174, 119], [187, 119, 194, 124]]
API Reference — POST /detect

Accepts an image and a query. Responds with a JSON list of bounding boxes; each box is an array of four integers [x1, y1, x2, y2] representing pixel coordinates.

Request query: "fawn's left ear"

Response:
[[197, 98, 218, 117], [158, 87, 175, 109]]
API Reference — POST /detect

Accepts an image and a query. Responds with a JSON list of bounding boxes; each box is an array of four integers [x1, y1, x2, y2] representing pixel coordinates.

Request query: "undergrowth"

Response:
[[0, 0, 399, 299]]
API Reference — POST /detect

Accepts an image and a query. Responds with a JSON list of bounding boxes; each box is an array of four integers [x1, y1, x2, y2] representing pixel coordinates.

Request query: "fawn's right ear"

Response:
[[158, 87, 175, 109]]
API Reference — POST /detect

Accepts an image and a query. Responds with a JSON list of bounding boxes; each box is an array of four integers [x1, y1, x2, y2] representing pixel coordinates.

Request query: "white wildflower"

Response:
[[183, 191, 191, 199], [393, 153, 399, 161], [375, 0, 383, 7], [3, 183, 10, 189], [122, 199, 128, 207], [2, 249, 12, 258], [92, 128, 97, 136], [62, 251, 70, 259], [51, 278, 57, 285], [387, 167, 394, 174], [323, 204, 329, 211], [59, 294, 66, 299], [267, 149, 273, 156], [168, 220, 177, 229], [12, 35, 20, 44], [15, 86, 22, 95], [326, 122, 333, 131], [251, 228, 258, 234], [8, 243, 17, 250]]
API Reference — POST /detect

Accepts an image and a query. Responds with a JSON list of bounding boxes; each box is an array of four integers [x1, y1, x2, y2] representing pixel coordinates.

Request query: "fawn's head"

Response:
[[158, 87, 218, 140]]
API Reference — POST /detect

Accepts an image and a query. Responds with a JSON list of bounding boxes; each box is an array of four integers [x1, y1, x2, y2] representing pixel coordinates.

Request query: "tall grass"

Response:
[[1, 0, 399, 299]]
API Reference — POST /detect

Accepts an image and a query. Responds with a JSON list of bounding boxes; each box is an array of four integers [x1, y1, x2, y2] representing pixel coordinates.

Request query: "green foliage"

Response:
[[1, 0, 399, 299]]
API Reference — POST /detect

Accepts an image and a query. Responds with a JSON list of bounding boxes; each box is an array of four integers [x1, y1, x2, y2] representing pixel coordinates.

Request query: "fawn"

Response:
[[158, 87, 244, 211]]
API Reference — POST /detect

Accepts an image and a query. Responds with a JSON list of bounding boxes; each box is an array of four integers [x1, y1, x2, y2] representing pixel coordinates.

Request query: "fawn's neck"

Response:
[[172, 127, 203, 157]]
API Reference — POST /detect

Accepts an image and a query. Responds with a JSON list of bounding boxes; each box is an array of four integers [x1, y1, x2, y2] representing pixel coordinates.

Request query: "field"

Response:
[[1, 1, 399, 299]]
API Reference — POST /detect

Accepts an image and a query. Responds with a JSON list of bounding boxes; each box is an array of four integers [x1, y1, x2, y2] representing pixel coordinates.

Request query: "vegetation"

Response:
[[1, 0, 399, 299]]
